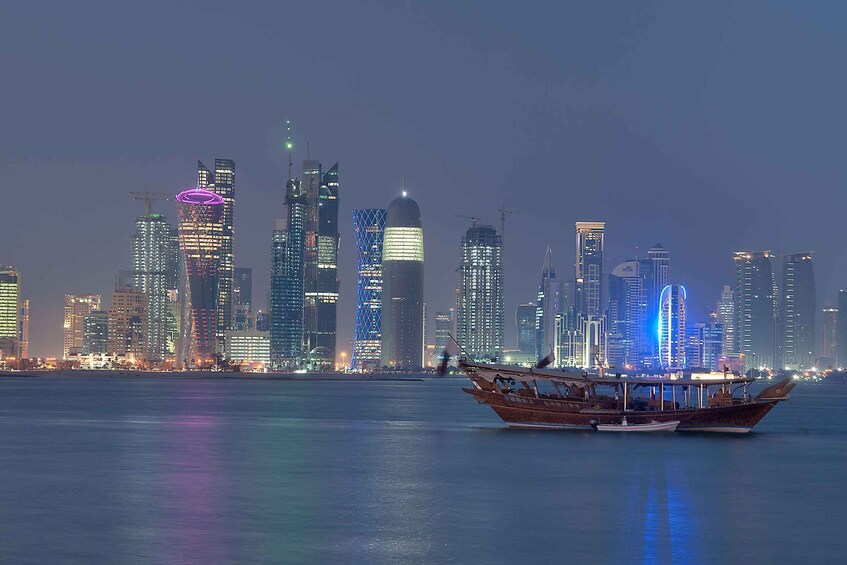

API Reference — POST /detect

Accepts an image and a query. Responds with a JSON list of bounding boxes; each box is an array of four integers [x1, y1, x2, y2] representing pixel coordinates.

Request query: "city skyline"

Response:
[[4, 3, 847, 360]]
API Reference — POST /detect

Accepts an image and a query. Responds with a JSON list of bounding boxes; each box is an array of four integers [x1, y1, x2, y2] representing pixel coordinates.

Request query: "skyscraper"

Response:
[[108, 287, 147, 359], [352, 208, 387, 371], [83, 310, 109, 355], [0, 267, 19, 359], [822, 306, 837, 365], [63, 294, 101, 358], [18, 299, 29, 359], [435, 310, 453, 355], [575, 222, 605, 319], [270, 157, 307, 369], [838, 291, 847, 368], [302, 160, 340, 366], [457, 223, 504, 362], [233, 267, 253, 332], [658, 284, 686, 369], [717, 285, 735, 355], [176, 188, 223, 362], [535, 247, 564, 360], [381, 193, 424, 369], [607, 260, 643, 369], [734, 251, 777, 369], [516, 304, 536, 355], [131, 211, 173, 362], [198, 159, 235, 349], [782, 253, 816, 369]]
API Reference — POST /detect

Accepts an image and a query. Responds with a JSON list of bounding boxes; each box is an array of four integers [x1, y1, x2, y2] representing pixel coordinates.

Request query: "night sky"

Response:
[[2, 1, 846, 358]]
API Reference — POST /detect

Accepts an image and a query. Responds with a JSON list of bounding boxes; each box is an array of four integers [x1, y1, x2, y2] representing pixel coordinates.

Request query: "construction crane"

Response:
[[129, 192, 171, 215], [455, 214, 480, 228]]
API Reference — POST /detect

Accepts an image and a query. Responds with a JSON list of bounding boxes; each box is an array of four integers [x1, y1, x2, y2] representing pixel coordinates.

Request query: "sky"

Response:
[[2, 1, 847, 358]]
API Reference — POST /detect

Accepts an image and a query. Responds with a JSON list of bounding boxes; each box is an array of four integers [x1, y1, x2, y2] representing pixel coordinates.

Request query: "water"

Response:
[[0, 375, 843, 564]]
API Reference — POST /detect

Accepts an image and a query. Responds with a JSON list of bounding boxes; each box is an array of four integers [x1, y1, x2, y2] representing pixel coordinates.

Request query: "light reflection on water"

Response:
[[0, 376, 843, 564]]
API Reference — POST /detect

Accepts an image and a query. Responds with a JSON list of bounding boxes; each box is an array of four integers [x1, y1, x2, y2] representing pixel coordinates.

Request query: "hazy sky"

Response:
[[2, 1, 846, 357]]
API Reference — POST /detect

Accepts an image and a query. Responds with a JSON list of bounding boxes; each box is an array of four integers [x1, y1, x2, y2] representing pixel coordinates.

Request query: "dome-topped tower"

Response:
[[381, 192, 424, 369]]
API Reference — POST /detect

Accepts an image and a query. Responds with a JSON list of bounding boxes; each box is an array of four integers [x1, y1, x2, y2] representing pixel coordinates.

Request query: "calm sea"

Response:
[[0, 375, 843, 564]]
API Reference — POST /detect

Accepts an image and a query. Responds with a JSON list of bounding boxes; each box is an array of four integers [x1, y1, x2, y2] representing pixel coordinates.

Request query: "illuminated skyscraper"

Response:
[[233, 267, 253, 332], [516, 304, 536, 355], [83, 310, 108, 355], [0, 268, 19, 359], [352, 208, 386, 371], [198, 159, 235, 349], [18, 299, 29, 359], [435, 310, 453, 354], [176, 188, 223, 362], [131, 212, 173, 362], [782, 253, 815, 369], [457, 224, 503, 362], [658, 284, 686, 369], [63, 294, 101, 358], [381, 193, 424, 369], [535, 247, 564, 360], [575, 222, 605, 319], [734, 251, 777, 369], [822, 306, 837, 365], [270, 157, 307, 369], [302, 160, 340, 367], [643, 244, 670, 365], [607, 260, 643, 369], [717, 285, 734, 355]]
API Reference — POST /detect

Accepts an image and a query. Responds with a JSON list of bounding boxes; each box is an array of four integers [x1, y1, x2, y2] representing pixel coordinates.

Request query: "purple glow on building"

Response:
[[176, 188, 224, 206]]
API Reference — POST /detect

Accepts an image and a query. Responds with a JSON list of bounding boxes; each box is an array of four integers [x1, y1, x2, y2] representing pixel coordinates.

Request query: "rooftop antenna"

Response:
[[402, 173, 407, 197], [285, 120, 294, 179]]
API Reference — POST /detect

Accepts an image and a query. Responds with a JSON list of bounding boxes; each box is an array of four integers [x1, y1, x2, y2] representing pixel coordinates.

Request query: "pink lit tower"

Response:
[[176, 188, 224, 364]]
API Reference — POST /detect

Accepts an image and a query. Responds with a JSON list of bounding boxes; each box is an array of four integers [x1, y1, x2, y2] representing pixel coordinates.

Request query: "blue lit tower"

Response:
[[352, 208, 387, 371], [381, 193, 424, 369], [658, 284, 686, 369], [176, 188, 223, 362], [270, 131, 307, 369]]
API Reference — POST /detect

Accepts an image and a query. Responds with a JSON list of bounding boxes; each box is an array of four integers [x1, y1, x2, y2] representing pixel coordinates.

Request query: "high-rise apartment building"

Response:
[[734, 251, 777, 369], [302, 160, 340, 366], [575, 222, 605, 319], [658, 284, 686, 369], [822, 306, 838, 365], [0, 268, 19, 359], [198, 159, 235, 348], [381, 194, 424, 369], [131, 212, 173, 362], [435, 310, 453, 355], [607, 260, 643, 369], [516, 304, 536, 355], [457, 224, 504, 362], [782, 253, 815, 369], [107, 287, 147, 359], [176, 188, 223, 363], [83, 310, 109, 355], [352, 208, 386, 371], [63, 294, 101, 358]]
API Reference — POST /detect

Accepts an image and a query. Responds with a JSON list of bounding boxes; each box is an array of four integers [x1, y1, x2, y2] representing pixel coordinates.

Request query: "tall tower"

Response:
[[782, 253, 816, 369], [575, 222, 605, 318], [516, 304, 536, 355], [63, 294, 101, 358], [176, 188, 224, 362], [18, 299, 29, 359], [717, 285, 735, 355], [822, 306, 838, 365], [0, 267, 19, 359], [198, 159, 235, 350], [381, 193, 424, 369], [457, 224, 504, 362], [658, 284, 687, 369], [733, 251, 777, 369], [607, 260, 643, 369], [352, 208, 387, 371], [535, 247, 564, 360], [131, 212, 173, 362], [108, 287, 147, 359]]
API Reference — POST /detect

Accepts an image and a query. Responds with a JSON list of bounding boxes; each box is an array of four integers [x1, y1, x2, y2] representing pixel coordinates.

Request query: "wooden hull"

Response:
[[463, 388, 780, 433]]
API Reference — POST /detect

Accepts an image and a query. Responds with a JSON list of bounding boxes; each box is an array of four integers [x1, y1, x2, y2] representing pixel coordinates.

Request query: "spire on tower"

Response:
[[285, 120, 294, 178]]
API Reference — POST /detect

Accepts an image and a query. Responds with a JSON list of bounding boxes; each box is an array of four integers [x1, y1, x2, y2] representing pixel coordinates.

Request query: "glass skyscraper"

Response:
[[658, 284, 686, 369], [198, 159, 235, 350], [352, 208, 386, 371], [63, 294, 101, 358], [0, 267, 19, 359], [733, 251, 777, 369], [381, 194, 424, 369], [607, 260, 643, 369], [177, 188, 223, 362], [575, 222, 605, 319], [131, 212, 174, 362], [516, 303, 536, 355], [457, 224, 504, 362], [782, 252, 816, 369]]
